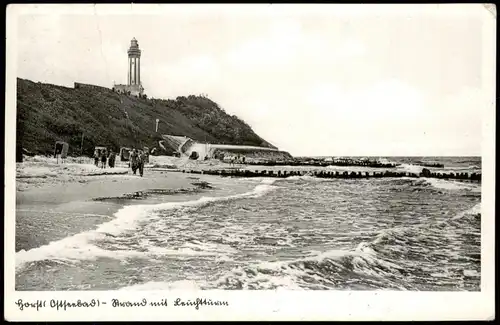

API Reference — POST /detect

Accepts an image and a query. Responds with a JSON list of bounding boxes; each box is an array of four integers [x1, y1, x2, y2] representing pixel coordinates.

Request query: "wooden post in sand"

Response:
[[80, 133, 84, 156]]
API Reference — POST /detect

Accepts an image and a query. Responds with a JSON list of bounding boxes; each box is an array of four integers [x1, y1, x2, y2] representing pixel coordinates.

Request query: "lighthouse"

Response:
[[112, 37, 145, 97], [128, 37, 141, 86]]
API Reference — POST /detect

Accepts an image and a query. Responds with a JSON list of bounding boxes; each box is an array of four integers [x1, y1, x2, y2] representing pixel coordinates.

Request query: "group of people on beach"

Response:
[[129, 148, 148, 177], [94, 149, 116, 169], [93, 147, 148, 176], [228, 155, 246, 166]]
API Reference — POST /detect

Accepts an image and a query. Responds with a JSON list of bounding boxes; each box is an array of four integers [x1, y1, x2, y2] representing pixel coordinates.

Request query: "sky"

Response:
[[13, 4, 494, 156]]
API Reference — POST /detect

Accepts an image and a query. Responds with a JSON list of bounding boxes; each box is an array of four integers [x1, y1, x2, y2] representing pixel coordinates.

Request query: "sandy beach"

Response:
[[15, 155, 239, 252]]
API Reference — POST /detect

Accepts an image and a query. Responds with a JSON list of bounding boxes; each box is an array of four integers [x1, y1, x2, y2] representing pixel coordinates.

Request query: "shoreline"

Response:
[[13, 156, 481, 293], [14, 155, 481, 253], [15, 165, 251, 253]]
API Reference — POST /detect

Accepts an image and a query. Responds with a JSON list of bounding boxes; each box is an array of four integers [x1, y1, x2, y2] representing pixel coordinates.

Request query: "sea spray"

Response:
[[451, 202, 481, 220], [398, 163, 424, 174], [422, 178, 481, 192]]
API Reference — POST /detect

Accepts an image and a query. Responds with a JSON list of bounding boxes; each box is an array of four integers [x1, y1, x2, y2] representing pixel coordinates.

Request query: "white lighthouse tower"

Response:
[[113, 37, 145, 97]]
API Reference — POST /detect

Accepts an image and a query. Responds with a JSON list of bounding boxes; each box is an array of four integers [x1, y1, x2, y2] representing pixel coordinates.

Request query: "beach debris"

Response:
[[92, 182, 215, 201], [17, 175, 50, 179], [191, 181, 213, 189]]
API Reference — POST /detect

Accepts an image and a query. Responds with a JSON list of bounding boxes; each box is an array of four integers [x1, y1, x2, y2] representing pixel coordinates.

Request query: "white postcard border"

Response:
[[4, 4, 496, 321]]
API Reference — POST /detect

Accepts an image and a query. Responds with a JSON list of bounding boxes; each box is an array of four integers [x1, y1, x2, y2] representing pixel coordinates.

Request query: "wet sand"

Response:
[[16, 170, 193, 205], [15, 168, 216, 252]]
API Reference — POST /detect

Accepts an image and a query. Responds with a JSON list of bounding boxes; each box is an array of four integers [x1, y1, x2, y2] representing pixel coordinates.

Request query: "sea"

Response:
[[15, 157, 482, 291]]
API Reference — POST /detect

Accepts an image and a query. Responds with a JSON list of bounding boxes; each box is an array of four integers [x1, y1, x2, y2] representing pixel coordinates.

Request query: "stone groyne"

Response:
[[179, 168, 481, 182], [413, 161, 445, 168], [244, 160, 397, 168]]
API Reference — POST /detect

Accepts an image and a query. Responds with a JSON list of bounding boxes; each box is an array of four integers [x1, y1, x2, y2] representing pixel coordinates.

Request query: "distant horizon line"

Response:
[[292, 155, 482, 158]]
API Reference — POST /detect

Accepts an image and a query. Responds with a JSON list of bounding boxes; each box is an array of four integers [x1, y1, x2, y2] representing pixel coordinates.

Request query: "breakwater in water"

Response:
[[181, 168, 481, 182], [244, 160, 398, 168], [414, 161, 445, 168]]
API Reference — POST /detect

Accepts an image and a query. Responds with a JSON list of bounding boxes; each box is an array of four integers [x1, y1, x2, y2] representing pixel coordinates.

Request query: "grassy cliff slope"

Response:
[[16, 78, 276, 156]]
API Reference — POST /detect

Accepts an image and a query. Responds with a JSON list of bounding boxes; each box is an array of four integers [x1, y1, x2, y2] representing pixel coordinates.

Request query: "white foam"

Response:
[[430, 272, 451, 278], [378, 158, 396, 164], [96, 204, 157, 236], [213, 261, 305, 290], [286, 175, 324, 182], [183, 240, 239, 254], [326, 165, 364, 171], [443, 165, 481, 171], [210, 244, 401, 290], [463, 269, 480, 277], [307, 244, 405, 274], [423, 178, 481, 191], [16, 234, 146, 271], [260, 178, 278, 185], [211, 242, 407, 290], [146, 245, 217, 256], [398, 163, 424, 174], [118, 280, 202, 291], [467, 202, 482, 215], [16, 179, 279, 270], [452, 203, 481, 220]]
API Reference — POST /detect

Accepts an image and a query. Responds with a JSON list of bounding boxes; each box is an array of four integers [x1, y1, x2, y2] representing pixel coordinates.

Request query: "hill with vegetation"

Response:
[[16, 78, 276, 157]]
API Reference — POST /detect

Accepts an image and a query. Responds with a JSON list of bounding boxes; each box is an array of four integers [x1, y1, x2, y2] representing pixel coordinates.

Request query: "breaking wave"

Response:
[[114, 201, 481, 291], [203, 202, 480, 290], [451, 202, 481, 220], [421, 178, 481, 192], [398, 163, 424, 174], [15, 179, 279, 271]]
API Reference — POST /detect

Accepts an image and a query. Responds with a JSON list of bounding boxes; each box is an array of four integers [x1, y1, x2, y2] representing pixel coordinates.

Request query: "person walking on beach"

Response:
[[138, 150, 147, 177], [94, 150, 100, 166], [100, 150, 107, 169], [108, 150, 116, 168], [130, 148, 139, 175]]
